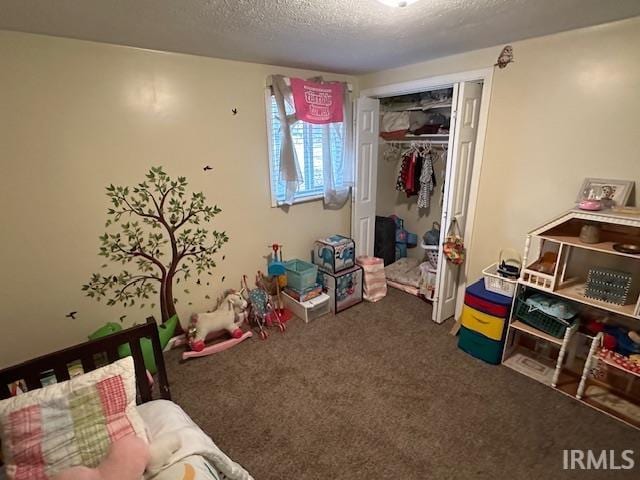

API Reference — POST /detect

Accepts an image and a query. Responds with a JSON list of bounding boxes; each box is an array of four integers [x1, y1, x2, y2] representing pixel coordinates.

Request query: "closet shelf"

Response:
[[382, 103, 452, 113], [382, 134, 449, 143]]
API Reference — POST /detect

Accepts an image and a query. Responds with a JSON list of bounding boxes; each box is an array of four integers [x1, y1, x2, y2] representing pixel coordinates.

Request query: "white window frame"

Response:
[[264, 88, 326, 207]]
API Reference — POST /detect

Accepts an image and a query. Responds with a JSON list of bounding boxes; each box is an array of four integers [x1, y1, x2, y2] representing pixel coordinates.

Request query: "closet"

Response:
[[352, 79, 487, 324]]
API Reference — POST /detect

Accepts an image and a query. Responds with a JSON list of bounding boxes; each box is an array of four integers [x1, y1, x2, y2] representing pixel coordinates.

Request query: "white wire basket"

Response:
[[482, 263, 517, 297]]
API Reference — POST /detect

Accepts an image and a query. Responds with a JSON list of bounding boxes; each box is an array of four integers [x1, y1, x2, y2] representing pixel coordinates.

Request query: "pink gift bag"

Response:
[[356, 256, 387, 302]]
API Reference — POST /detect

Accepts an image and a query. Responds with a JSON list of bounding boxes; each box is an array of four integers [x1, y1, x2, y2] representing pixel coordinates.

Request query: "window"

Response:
[[266, 92, 345, 206]]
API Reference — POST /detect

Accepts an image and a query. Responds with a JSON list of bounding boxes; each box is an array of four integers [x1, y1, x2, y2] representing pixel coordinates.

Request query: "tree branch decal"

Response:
[[82, 166, 228, 334]]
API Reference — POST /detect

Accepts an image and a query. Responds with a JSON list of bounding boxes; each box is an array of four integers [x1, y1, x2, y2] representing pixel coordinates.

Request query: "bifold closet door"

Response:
[[351, 96, 380, 257], [433, 81, 482, 324]]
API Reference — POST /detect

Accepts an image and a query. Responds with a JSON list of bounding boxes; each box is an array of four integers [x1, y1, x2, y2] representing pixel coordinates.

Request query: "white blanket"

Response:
[[137, 400, 253, 480]]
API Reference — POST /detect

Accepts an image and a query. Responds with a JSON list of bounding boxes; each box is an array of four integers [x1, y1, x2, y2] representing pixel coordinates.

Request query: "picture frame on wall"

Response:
[[577, 178, 635, 207]]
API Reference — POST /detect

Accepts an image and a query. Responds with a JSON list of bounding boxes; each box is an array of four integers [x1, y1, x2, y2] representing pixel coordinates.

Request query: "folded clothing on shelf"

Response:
[[524, 293, 578, 321]]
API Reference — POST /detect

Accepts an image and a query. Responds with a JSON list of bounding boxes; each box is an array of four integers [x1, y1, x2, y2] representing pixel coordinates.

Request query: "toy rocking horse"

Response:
[[182, 290, 253, 360]]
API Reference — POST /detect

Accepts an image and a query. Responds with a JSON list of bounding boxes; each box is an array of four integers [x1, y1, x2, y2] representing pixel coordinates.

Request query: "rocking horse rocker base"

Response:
[[182, 329, 253, 360]]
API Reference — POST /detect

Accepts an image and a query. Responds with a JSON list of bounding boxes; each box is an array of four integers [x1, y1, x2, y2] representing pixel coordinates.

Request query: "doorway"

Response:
[[351, 68, 493, 324]]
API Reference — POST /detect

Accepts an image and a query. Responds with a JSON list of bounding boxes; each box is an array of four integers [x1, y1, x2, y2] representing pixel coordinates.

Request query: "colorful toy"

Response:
[[266, 243, 288, 315], [243, 273, 286, 340], [88, 315, 178, 374], [183, 291, 252, 359]]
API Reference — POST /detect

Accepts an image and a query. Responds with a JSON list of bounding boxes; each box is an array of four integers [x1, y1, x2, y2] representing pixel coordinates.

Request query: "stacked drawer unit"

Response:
[[458, 279, 514, 364]]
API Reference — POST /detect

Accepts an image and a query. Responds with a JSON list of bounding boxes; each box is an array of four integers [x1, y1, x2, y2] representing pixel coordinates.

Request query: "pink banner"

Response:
[[290, 78, 344, 124]]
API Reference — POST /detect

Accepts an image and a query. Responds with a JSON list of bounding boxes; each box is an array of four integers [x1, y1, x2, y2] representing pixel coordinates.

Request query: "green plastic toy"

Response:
[[88, 316, 179, 374]]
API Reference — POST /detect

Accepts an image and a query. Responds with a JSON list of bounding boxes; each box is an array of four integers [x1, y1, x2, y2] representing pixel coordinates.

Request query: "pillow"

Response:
[[0, 357, 147, 480]]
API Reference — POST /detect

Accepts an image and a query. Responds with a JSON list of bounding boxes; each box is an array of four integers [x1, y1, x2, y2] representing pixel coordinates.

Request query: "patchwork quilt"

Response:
[[0, 358, 146, 480]]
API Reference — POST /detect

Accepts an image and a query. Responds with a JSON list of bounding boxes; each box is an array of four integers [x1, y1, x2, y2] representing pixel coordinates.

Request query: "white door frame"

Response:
[[359, 67, 494, 321]]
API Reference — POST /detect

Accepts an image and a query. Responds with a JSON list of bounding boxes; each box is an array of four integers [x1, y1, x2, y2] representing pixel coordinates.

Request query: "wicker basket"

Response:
[[423, 245, 439, 268], [514, 296, 573, 338], [482, 263, 517, 297]]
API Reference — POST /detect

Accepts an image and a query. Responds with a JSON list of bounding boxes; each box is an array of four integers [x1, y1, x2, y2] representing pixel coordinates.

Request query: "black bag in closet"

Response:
[[374, 216, 396, 266]]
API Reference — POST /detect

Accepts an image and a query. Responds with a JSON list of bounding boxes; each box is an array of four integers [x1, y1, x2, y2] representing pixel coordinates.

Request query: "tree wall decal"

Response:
[[83, 167, 228, 335]]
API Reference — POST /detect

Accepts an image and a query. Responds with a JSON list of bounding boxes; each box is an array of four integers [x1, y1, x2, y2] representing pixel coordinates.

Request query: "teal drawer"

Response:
[[458, 326, 504, 365]]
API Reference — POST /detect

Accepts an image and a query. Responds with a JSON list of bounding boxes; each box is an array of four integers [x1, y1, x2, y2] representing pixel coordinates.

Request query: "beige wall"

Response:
[[0, 31, 355, 367], [361, 17, 640, 283]]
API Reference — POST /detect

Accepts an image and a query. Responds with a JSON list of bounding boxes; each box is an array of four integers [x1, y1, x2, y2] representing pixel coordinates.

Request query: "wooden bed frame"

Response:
[[0, 317, 171, 403]]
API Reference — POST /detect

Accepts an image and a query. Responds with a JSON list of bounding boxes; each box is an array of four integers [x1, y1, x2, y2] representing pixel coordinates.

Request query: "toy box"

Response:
[[282, 292, 331, 323], [312, 235, 355, 274], [317, 265, 363, 313], [283, 283, 323, 302]]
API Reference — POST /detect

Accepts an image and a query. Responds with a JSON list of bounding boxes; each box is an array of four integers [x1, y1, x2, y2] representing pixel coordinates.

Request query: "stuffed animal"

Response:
[[52, 435, 149, 480], [52, 434, 181, 480], [189, 291, 248, 352]]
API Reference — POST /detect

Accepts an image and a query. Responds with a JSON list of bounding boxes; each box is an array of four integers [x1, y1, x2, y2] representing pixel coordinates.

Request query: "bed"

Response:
[[0, 318, 253, 480]]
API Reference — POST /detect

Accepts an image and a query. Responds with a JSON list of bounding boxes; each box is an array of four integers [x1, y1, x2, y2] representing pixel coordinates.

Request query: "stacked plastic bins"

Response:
[[458, 279, 514, 364], [282, 259, 330, 323], [313, 235, 363, 314]]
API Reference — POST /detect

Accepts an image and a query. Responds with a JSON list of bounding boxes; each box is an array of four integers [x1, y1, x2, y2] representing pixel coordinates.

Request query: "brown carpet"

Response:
[[165, 288, 638, 480]]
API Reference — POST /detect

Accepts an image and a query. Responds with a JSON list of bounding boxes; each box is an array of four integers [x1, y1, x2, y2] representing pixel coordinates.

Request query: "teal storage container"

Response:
[[458, 325, 504, 365], [284, 259, 319, 292]]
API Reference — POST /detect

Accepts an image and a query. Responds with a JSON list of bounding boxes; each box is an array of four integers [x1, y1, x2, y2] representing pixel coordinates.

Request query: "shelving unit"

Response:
[[381, 134, 449, 144], [384, 103, 452, 112], [502, 208, 640, 429]]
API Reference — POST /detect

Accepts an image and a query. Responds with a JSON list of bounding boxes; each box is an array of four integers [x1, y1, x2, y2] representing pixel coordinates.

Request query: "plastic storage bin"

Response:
[[282, 292, 330, 323], [514, 296, 573, 338], [482, 263, 517, 297], [284, 259, 318, 292], [458, 326, 504, 364], [464, 279, 513, 318], [460, 305, 506, 342]]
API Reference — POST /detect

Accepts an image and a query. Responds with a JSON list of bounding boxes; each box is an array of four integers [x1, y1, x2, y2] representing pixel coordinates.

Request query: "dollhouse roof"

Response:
[[528, 208, 640, 236]]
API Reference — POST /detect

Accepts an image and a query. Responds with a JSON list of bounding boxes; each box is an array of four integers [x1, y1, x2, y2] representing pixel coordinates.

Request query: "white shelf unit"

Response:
[[502, 208, 640, 429]]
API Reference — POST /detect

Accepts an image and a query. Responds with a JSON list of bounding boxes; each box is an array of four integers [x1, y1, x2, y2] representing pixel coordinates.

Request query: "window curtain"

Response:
[[272, 75, 302, 205], [271, 75, 353, 208]]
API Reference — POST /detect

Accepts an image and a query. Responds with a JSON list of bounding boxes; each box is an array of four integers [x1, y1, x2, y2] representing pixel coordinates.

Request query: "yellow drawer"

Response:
[[460, 305, 505, 341]]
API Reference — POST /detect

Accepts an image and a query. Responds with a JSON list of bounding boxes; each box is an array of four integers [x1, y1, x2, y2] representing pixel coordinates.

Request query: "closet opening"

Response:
[[352, 70, 493, 324]]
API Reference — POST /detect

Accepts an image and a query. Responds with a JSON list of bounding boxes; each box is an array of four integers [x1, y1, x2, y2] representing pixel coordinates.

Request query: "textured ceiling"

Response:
[[1, 0, 639, 74]]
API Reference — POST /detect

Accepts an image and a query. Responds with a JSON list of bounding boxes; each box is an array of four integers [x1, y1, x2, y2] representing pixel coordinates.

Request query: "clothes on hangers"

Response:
[[394, 143, 441, 204], [417, 152, 434, 208]]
